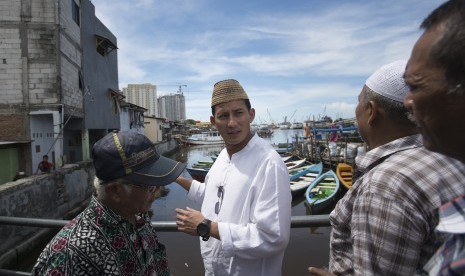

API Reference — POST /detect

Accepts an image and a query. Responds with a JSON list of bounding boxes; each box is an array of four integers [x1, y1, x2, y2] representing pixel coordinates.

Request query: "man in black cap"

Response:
[[32, 131, 185, 275]]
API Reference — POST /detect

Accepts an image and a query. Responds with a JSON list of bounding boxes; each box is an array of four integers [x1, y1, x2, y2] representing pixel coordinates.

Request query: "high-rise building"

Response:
[[158, 93, 186, 122], [122, 84, 158, 116]]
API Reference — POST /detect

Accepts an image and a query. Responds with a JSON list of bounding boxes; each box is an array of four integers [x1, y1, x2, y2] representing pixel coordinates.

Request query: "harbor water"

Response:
[[13, 128, 332, 275], [157, 128, 331, 275]]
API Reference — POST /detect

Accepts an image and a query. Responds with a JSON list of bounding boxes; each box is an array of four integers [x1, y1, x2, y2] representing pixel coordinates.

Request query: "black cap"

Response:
[[92, 131, 185, 186]]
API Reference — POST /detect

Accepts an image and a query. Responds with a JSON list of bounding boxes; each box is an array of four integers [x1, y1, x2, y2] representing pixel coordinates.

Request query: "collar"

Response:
[[355, 134, 422, 171]]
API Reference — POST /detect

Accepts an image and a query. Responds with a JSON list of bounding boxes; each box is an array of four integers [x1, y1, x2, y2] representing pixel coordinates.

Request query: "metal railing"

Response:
[[0, 215, 330, 275], [0, 215, 330, 230]]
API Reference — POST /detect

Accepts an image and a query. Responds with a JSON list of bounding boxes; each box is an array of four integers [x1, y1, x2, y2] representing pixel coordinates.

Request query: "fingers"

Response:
[[308, 267, 333, 276]]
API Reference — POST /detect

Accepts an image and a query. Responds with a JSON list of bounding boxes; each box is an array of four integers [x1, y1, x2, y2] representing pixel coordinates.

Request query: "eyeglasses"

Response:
[[215, 186, 224, 214]]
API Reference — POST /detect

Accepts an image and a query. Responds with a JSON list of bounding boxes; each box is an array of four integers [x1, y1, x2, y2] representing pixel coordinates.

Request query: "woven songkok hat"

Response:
[[365, 60, 409, 103], [211, 79, 249, 107]]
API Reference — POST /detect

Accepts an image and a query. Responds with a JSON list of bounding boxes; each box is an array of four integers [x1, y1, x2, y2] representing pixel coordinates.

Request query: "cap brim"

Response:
[[122, 156, 186, 187]]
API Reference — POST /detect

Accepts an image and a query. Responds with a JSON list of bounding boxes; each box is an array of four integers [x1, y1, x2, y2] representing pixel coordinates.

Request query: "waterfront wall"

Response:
[[0, 139, 180, 268], [0, 161, 95, 260]]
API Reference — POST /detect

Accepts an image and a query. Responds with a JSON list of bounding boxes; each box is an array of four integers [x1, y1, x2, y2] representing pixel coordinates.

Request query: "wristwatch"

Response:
[[196, 219, 211, 241]]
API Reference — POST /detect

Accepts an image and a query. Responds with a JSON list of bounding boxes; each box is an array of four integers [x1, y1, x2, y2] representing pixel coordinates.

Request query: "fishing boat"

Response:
[[285, 158, 306, 171], [289, 162, 323, 197], [186, 158, 216, 182], [186, 167, 209, 182], [183, 131, 224, 145], [336, 163, 353, 189], [305, 170, 340, 214]]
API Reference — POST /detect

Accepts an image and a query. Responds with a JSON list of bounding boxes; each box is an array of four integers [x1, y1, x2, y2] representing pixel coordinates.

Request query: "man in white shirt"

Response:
[[175, 79, 292, 276]]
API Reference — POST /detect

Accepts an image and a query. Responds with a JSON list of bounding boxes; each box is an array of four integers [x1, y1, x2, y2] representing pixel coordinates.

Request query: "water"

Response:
[[155, 128, 331, 275], [12, 129, 331, 275]]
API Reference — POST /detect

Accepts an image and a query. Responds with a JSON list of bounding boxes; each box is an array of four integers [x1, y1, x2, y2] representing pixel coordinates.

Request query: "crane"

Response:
[[177, 84, 187, 95], [288, 109, 297, 122], [267, 108, 276, 126]]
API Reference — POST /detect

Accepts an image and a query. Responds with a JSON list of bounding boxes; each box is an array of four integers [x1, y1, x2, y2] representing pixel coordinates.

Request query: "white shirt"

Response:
[[188, 133, 292, 276]]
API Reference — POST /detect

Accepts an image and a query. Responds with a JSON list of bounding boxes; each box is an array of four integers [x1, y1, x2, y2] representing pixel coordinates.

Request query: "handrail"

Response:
[[0, 215, 330, 231], [0, 215, 330, 275]]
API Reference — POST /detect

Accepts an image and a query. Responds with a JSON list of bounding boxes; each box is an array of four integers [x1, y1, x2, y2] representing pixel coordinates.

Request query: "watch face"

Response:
[[197, 223, 209, 236]]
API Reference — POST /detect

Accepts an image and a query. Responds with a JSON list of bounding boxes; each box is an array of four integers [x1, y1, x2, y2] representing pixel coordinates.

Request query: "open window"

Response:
[[72, 0, 80, 26], [109, 89, 125, 114], [96, 35, 118, 56]]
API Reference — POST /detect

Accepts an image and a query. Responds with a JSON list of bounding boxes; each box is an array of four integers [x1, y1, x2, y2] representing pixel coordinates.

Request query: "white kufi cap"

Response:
[[365, 60, 408, 102]]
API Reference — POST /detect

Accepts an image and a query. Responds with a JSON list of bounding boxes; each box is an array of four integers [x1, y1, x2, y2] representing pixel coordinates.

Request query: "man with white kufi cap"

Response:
[[308, 61, 465, 276], [174, 79, 292, 275]]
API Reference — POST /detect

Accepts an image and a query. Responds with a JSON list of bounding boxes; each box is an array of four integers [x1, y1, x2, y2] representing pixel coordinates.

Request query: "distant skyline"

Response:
[[93, 0, 443, 123]]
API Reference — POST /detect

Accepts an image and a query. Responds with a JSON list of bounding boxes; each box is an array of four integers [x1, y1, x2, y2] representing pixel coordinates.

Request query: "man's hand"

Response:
[[308, 267, 335, 276], [175, 207, 205, 236]]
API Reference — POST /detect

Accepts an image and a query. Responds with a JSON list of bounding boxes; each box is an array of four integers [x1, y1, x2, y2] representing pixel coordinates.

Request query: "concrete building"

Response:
[[120, 101, 146, 135], [122, 83, 158, 117], [144, 116, 167, 143], [158, 93, 186, 122], [0, 0, 121, 183]]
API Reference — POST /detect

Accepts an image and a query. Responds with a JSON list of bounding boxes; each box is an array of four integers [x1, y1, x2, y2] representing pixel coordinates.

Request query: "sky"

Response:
[[92, 0, 444, 124]]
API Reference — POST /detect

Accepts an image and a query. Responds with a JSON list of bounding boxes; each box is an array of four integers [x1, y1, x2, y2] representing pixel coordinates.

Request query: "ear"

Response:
[[367, 100, 379, 126], [210, 115, 215, 126], [249, 108, 255, 123]]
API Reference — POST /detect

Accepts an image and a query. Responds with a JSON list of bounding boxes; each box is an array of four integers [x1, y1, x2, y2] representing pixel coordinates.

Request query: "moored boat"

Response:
[[336, 163, 353, 189], [183, 131, 224, 145], [285, 158, 306, 171], [289, 162, 323, 197], [305, 170, 340, 214]]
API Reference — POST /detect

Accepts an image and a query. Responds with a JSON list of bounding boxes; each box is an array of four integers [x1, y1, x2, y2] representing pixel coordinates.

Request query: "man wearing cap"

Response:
[[308, 61, 465, 275], [32, 131, 185, 275], [175, 79, 292, 275]]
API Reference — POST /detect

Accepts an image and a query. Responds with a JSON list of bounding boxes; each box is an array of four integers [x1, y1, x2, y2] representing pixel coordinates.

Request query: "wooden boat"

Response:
[[289, 162, 323, 197], [183, 131, 224, 145], [285, 158, 306, 171], [186, 158, 216, 182], [305, 170, 340, 214], [186, 167, 209, 182], [336, 163, 353, 189]]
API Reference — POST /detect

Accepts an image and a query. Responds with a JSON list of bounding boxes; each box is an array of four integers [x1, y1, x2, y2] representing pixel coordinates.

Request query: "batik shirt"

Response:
[[420, 194, 465, 275], [329, 134, 465, 275], [32, 196, 169, 276]]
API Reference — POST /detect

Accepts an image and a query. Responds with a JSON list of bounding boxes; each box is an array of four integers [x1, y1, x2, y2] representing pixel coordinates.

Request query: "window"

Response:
[[96, 35, 118, 56], [72, 0, 80, 26]]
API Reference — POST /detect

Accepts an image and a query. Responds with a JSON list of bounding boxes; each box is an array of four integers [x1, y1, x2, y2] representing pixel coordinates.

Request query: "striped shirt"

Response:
[[329, 134, 465, 275], [421, 194, 465, 275]]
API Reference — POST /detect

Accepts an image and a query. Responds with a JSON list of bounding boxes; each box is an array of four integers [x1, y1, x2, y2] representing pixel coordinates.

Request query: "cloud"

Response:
[[91, 0, 441, 121]]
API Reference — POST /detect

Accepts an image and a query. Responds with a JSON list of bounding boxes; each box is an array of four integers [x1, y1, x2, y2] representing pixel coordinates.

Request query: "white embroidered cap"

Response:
[[365, 60, 409, 103]]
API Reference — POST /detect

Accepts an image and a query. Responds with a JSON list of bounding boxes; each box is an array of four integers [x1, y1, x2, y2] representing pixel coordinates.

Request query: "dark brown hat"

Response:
[[211, 79, 249, 107], [92, 131, 185, 186]]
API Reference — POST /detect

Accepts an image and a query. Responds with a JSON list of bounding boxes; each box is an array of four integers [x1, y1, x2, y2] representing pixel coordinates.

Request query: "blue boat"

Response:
[[305, 169, 340, 214], [289, 162, 323, 197]]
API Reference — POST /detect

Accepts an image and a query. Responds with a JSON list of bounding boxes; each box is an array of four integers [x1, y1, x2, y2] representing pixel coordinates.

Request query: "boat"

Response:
[[289, 162, 323, 197], [279, 122, 291, 130], [186, 166, 210, 182], [183, 131, 224, 145], [336, 163, 353, 189], [285, 158, 306, 171], [257, 124, 273, 137], [305, 170, 340, 214], [290, 122, 303, 129]]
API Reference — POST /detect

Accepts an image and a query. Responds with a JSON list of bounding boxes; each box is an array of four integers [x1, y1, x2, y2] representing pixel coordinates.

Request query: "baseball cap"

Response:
[[92, 131, 186, 186]]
